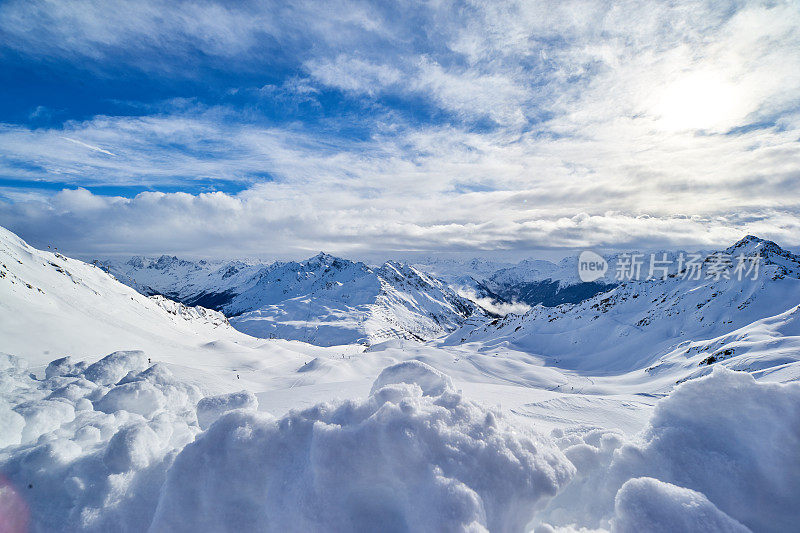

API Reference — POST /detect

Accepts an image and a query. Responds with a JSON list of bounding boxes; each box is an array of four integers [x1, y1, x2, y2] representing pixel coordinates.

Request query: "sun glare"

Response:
[[654, 72, 743, 132]]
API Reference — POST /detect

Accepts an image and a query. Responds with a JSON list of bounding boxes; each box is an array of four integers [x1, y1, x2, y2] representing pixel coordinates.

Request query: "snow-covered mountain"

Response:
[[100, 253, 483, 346], [415, 256, 617, 310], [0, 224, 372, 393], [3, 225, 800, 533], [447, 236, 800, 384], [0, 225, 246, 366]]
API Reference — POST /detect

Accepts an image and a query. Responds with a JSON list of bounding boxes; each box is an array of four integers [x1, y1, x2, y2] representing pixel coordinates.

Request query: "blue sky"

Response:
[[0, 0, 799, 258]]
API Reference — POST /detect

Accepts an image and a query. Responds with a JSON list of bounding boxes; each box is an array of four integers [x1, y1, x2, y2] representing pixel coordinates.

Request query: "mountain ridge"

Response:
[[444, 235, 800, 382], [100, 251, 485, 346]]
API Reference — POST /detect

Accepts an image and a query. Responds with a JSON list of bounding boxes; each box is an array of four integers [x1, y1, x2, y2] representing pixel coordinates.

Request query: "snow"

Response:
[[0, 225, 257, 367], [0, 352, 193, 531], [1, 354, 577, 532], [609, 367, 800, 533], [0, 474, 29, 533], [103, 423, 164, 473], [0, 403, 25, 448], [611, 478, 749, 533], [2, 350, 800, 531], [539, 367, 800, 532], [3, 226, 800, 531], [369, 359, 454, 396], [196, 390, 258, 430], [152, 361, 574, 533], [448, 241, 800, 382], [83, 351, 149, 386]]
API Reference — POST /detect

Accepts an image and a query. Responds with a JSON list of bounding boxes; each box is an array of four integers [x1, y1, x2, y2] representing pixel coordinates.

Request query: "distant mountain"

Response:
[[414, 250, 732, 311], [414, 256, 616, 309], [100, 253, 484, 346], [446, 236, 800, 383], [482, 257, 615, 307]]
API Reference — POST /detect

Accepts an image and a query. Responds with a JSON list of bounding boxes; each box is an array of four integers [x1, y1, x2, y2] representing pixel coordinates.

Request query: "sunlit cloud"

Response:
[[0, 0, 799, 257]]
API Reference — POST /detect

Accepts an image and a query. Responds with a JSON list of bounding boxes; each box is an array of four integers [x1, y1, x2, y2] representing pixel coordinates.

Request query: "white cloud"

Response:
[[2, 97, 800, 256], [457, 288, 531, 316], [0, 0, 268, 64], [411, 57, 529, 127], [304, 56, 402, 96], [1, 1, 800, 256]]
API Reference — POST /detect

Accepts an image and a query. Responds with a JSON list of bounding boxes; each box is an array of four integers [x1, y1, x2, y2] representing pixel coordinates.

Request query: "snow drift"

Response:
[[542, 367, 800, 532], [0, 351, 203, 531], [1, 355, 574, 532], [612, 477, 749, 533], [152, 361, 575, 532], [609, 367, 800, 533], [2, 351, 799, 532]]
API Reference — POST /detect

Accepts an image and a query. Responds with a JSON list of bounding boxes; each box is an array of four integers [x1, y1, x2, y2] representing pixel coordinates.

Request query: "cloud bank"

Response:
[[0, 0, 798, 256]]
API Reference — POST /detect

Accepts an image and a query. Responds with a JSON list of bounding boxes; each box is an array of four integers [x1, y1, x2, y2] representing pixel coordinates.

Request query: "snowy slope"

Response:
[[102, 253, 484, 346], [0, 226, 242, 366], [0, 225, 361, 399], [95, 255, 267, 308], [475, 252, 702, 308], [446, 236, 800, 385], [416, 251, 726, 312], [2, 226, 800, 532]]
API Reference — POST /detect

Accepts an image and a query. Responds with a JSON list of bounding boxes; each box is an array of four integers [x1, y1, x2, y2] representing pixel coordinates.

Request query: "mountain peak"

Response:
[[726, 235, 789, 258], [303, 251, 339, 265], [126, 256, 147, 269], [154, 254, 179, 268], [732, 235, 769, 247], [722, 235, 800, 278], [302, 252, 343, 268]]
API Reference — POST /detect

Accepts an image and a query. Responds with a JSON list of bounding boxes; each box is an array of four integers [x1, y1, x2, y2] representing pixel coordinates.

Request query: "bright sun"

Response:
[[654, 72, 743, 132]]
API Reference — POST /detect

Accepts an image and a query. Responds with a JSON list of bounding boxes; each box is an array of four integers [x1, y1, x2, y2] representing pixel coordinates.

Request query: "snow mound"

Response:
[[196, 390, 258, 430], [82, 350, 149, 386], [95, 380, 167, 417], [95, 363, 202, 418], [541, 367, 800, 532], [612, 478, 748, 533], [45, 356, 88, 379], [0, 351, 202, 531], [610, 367, 800, 533], [152, 361, 574, 532], [369, 359, 454, 396]]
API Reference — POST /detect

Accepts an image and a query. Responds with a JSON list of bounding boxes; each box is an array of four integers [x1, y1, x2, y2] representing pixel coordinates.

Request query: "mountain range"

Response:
[[446, 236, 800, 383], [3, 225, 800, 532], [5, 222, 799, 393], [85, 233, 800, 393], [98, 253, 484, 346]]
